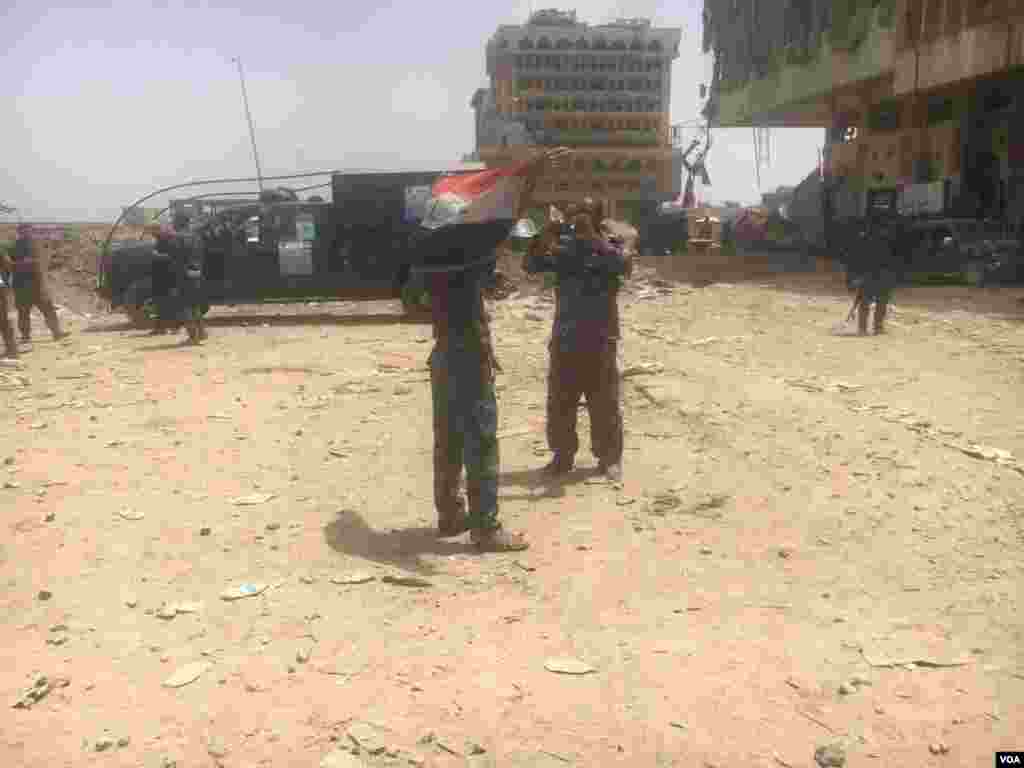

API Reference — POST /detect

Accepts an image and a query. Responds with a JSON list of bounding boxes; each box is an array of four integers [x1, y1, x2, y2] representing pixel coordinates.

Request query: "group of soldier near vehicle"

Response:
[[0, 223, 70, 359], [424, 147, 631, 553]]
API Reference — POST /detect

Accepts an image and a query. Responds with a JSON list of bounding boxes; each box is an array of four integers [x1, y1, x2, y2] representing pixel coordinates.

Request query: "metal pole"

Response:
[[233, 57, 264, 193]]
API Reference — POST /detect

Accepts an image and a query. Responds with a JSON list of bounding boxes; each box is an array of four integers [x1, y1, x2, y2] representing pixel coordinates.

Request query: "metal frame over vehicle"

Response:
[[97, 169, 481, 325]]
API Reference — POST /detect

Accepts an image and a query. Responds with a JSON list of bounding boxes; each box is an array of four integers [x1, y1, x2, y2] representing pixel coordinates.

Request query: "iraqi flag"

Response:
[[412, 160, 535, 273]]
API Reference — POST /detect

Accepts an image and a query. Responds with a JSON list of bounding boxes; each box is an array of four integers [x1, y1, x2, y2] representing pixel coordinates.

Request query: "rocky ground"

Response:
[[1, 251, 1022, 768]]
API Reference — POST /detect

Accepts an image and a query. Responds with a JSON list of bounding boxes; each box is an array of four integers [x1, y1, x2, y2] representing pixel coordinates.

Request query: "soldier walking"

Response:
[[848, 213, 901, 336], [424, 147, 566, 552], [11, 224, 68, 344], [525, 201, 631, 481]]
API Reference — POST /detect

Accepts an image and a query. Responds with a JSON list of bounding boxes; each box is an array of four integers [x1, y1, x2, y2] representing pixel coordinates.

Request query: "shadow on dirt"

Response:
[[85, 311, 428, 334], [323, 508, 470, 575], [137, 340, 197, 352], [498, 464, 603, 501], [643, 250, 1024, 319]]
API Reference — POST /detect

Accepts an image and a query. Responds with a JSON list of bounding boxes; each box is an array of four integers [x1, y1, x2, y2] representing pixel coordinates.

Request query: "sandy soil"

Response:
[[1, 253, 1022, 768]]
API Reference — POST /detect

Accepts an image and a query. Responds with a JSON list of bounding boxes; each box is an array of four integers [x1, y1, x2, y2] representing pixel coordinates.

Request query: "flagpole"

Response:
[[232, 56, 264, 194]]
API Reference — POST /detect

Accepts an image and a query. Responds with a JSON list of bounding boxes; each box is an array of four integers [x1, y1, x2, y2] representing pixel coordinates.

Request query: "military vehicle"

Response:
[[98, 170, 492, 326]]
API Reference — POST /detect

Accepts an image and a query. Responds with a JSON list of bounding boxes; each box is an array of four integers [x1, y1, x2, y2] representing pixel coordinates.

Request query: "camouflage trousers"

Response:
[[13, 277, 62, 341], [0, 286, 17, 356], [429, 342, 500, 532], [546, 340, 623, 465]]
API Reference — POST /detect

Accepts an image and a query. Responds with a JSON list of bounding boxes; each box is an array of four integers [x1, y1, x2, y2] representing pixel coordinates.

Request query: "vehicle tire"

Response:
[[964, 261, 987, 287], [400, 274, 431, 317]]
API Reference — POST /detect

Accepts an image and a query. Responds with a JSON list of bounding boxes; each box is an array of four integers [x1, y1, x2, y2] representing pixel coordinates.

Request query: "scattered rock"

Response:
[[814, 743, 846, 767], [544, 657, 596, 675], [46, 634, 69, 646], [621, 362, 665, 378], [265, 521, 281, 531], [124, 598, 138, 608], [381, 575, 432, 588], [319, 749, 367, 768], [37, 590, 52, 601], [929, 742, 949, 756], [699, 546, 713, 555], [861, 632, 973, 668], [200, 527, 212, 536], [220, 582, 268, 601], [778, 548, 793, 559], [207, 739, 229, 759], [10, 676, 68, 709], [162, 661, 211, 688], [329, 572, 376, 585], [347, 721, 390, 755], [117, 737, 131, 748], [296, 647, 311, 664], [838, 683, 854, 696], [231, 493, 275, 506], [44, 512, 56, 522], [300, 574, 317, 584], [94, 737, 115, 752], [156, 604, 178, 620]]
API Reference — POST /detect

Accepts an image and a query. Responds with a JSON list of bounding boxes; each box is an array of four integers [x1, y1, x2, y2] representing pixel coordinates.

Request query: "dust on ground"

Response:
[[1, 245, 1022, 768]]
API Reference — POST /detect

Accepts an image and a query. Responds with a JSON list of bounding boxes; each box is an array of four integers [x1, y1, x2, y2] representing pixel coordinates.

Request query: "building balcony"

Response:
[[528, 127, 663, 147]]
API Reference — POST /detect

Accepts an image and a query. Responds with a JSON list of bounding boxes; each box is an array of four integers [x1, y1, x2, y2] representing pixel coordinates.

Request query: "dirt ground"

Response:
[[1, 250, 1023, 768]]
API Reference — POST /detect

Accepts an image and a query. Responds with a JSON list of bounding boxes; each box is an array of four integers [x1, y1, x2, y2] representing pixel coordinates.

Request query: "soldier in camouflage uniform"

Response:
[[11, 224, 67, 343], [849, 213, 901, 336], [525, 203, 631, 481], [425, 148, 567, 552], [426, 264, 514, 549], [0, 248, 18, 358]]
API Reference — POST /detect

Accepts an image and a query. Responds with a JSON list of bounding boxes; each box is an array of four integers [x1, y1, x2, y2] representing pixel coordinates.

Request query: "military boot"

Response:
[[873, 301, 888, 335]]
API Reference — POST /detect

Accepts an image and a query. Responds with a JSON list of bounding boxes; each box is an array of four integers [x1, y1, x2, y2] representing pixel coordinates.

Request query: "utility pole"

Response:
[[232, 56, 264, 194]]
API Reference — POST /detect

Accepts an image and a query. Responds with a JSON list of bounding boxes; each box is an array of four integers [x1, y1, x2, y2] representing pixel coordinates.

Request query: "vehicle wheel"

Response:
[[400, 277, 431, 317], [964, 261, 986, 287]]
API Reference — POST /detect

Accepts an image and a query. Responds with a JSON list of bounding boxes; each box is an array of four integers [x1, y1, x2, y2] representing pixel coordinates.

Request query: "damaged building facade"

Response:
[[469, 9, 685, 223], [703, 0, 1024, 235]]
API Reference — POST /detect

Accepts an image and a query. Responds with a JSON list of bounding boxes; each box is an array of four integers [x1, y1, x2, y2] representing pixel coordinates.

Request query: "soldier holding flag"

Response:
[[416, 147, 569, 552]]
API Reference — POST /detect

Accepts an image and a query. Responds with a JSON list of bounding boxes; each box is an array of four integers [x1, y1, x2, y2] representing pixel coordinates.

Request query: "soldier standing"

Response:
[[525, 202, 631, 481], [0, 248, 18, 358], [11, 224, 68, 344], [424, 148, 565, 552], [850, 213, 901, 336], [146, 224, 183, 335]]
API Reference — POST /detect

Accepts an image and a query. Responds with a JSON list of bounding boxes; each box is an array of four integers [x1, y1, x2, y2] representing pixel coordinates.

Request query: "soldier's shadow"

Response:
[[322, 508, 469, 575], [498, 466, 592, 501]]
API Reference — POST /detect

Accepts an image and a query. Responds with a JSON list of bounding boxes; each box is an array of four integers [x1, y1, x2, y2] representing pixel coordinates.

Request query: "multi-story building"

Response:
[[471, 9, 685, 223], [703, 0, 1024, 233]]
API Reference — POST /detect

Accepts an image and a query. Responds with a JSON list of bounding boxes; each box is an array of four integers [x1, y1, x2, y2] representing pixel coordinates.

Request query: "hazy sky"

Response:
[[3, 0, 825, 221]]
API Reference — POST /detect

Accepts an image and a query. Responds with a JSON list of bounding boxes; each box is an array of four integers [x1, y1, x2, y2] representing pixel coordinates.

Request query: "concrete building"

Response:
[[471, 9, 685, 223], [703, 0, 1024, 234]]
